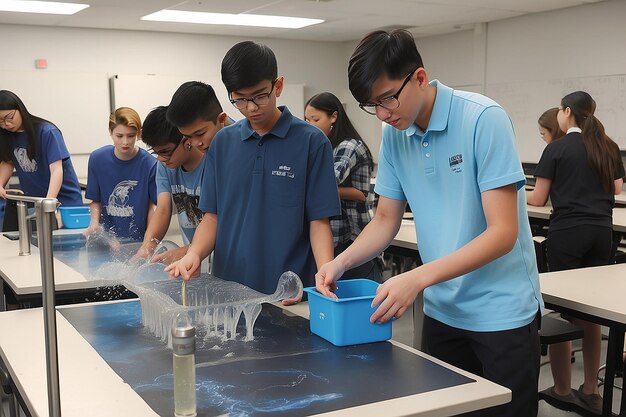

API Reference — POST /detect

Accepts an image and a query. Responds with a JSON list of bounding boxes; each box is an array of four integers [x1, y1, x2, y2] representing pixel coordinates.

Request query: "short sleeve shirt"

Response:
[[86, 146, 157, 241], [534, 132, 626, 231], [10, 123, 83, 207], [156, 160, 204, 245], [375, 80, 543, 332], [199, 106, 341, 294]]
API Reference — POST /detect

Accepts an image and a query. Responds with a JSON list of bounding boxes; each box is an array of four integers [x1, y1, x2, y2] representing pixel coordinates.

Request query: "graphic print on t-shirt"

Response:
[[107, 180, 138, 217], [14, 148, 37, 172], [172, 193, 202, 226]]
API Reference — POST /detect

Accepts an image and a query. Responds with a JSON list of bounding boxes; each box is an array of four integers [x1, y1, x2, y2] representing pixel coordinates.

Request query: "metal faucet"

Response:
[[5, 193, 62, 417]]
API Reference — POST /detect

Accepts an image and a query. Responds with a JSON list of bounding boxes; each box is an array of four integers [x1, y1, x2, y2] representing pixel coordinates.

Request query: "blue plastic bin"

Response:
[[58, 206, 90, 229], [303, 279, 392, 346]]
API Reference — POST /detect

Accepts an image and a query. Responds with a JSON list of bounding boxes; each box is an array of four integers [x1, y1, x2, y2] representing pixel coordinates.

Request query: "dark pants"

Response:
[[422, 314, 541, 417], [334, 241, 383, 283], [547, 225, 613, 272]]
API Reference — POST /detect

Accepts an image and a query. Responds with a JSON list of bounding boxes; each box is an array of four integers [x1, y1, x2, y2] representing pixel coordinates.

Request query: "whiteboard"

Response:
[[486, 74, 626, 162], [110, 73, 305, 130], [1, 70, 111, 154]]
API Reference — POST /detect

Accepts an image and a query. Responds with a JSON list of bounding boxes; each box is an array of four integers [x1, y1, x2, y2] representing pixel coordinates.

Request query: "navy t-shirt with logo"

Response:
[[85, 146, 157, 241], [200, 106, 340, 294], [10, 123, 83, 207]]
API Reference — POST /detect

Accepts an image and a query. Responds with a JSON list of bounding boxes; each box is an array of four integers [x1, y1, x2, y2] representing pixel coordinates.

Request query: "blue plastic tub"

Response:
[[58, 206, 91, 229], [303, 279, 392, 346]]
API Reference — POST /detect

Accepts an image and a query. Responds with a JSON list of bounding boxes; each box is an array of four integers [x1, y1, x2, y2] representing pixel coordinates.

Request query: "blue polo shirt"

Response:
[[199, 106, 340, 294], [375, 80, 543, 332]]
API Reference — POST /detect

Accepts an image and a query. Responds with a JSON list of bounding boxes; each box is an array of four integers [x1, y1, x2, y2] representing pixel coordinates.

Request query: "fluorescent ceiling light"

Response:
[[0, 0, 89, 15], [142, 10, 323, 29]]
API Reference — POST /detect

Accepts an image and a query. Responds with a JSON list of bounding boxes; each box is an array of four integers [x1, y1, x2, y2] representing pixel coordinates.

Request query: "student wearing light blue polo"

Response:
[[166, 41, 340, 300], [315, 30, 543, 417]]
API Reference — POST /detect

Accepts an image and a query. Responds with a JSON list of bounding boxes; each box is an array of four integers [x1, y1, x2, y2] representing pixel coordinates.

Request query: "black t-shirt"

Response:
[[534, 132, 625, 231]]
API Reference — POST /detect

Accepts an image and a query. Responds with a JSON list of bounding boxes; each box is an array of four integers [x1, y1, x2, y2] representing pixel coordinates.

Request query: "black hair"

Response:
[[142, 106, 181, 148], [221, 41, 278, 93], [348, 29, 424, 104], [561, 90, 622, 194], [166, 81, 223, 127], [305, 92, 373, 171], [0, 90, 54, 162]]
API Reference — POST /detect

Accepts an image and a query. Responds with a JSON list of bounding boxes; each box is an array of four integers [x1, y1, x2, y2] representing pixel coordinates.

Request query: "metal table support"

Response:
[[5, 194, 61, 417]]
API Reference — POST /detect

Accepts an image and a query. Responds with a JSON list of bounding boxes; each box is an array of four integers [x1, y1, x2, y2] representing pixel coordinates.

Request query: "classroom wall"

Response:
[[3, 0, 625, 173], [416, 0, 626, 162], [0, 24, 348, 177]]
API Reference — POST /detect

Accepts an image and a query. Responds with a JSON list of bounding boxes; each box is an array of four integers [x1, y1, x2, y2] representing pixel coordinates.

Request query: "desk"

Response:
[[390, 220, 418, 252], [526, 205, 626, 234], [0, 300, 511, 417], [0, 231, 134, 309], [540, 264, 626, 416], [0, 231, 94, 297]]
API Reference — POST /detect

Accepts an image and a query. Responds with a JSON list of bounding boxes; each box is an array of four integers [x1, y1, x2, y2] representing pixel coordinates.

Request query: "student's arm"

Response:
[[146, 200, 157, 228], [315, 196, 406, 297], [134, 193, 170, 260], [339, 186, 366, 202], [84, 201, 102, 236], [369, 184, 519, 323], [164, 212, 217, 281], [526, 177, 551, 206], [46, 160, 63, 199], [615, 178, 624, 195], [0, 161, 15, 199]]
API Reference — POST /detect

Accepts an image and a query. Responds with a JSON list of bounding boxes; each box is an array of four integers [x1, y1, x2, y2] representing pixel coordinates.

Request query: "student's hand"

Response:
[[151, 246, 188, 265], [164, 252, 200, 281], [0, 186, 6, 199], [54, 211, 63, 229], [315, 260, 346, 299], [370, 272, 421, 324], [83, 223, 102, 237], [130, 245, 152, 264], [282, 290, 304, 306]]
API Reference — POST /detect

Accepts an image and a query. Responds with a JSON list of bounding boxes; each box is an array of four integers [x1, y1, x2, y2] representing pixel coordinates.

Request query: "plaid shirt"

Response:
[[331, 139, 374, 246]]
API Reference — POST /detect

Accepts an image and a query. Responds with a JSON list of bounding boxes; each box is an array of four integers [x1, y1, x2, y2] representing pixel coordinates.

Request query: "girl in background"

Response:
[[528, 91, 625, 414], [538, 107, 565, 144], [0, 90, 83, 227], [85, 107, 157, 241], [305, 92, 383, 282]]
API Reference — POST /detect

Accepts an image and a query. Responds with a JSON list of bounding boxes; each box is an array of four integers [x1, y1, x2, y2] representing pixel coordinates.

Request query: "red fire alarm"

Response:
[[35, 59, 48, 69]]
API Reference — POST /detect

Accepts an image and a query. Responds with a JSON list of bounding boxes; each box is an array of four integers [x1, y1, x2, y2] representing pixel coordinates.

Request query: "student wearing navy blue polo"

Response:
[[315, 30, 543, 417], [0, 90, 83, 227], [166, 41, 340, 300], [85, 107, 157, 241]]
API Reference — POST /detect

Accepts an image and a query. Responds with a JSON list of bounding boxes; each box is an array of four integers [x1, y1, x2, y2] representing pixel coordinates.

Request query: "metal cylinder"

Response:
[[16, 201, 30, 256], [36, 199, 61, 417]]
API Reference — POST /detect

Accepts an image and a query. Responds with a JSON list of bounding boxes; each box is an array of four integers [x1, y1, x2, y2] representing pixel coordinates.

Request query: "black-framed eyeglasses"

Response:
[[358, 69, 417, 115], [229, 79, 278, 110], [149, 137, 184, 159], [0, 109, 17, 126]]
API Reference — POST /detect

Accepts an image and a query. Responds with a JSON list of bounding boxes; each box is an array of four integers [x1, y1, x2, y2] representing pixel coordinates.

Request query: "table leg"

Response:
[[603, 328, 625, 416]]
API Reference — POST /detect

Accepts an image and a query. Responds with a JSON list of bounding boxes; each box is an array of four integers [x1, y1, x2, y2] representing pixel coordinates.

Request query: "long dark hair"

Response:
[[305, 92, 373, 169], [562, 91, 621, 193], [0, 90, 52, 162]]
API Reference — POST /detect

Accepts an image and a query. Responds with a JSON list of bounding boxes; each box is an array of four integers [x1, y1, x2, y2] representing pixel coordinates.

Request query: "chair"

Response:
[[0, 363, 19, 417], [539, 314, 584, 359]]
